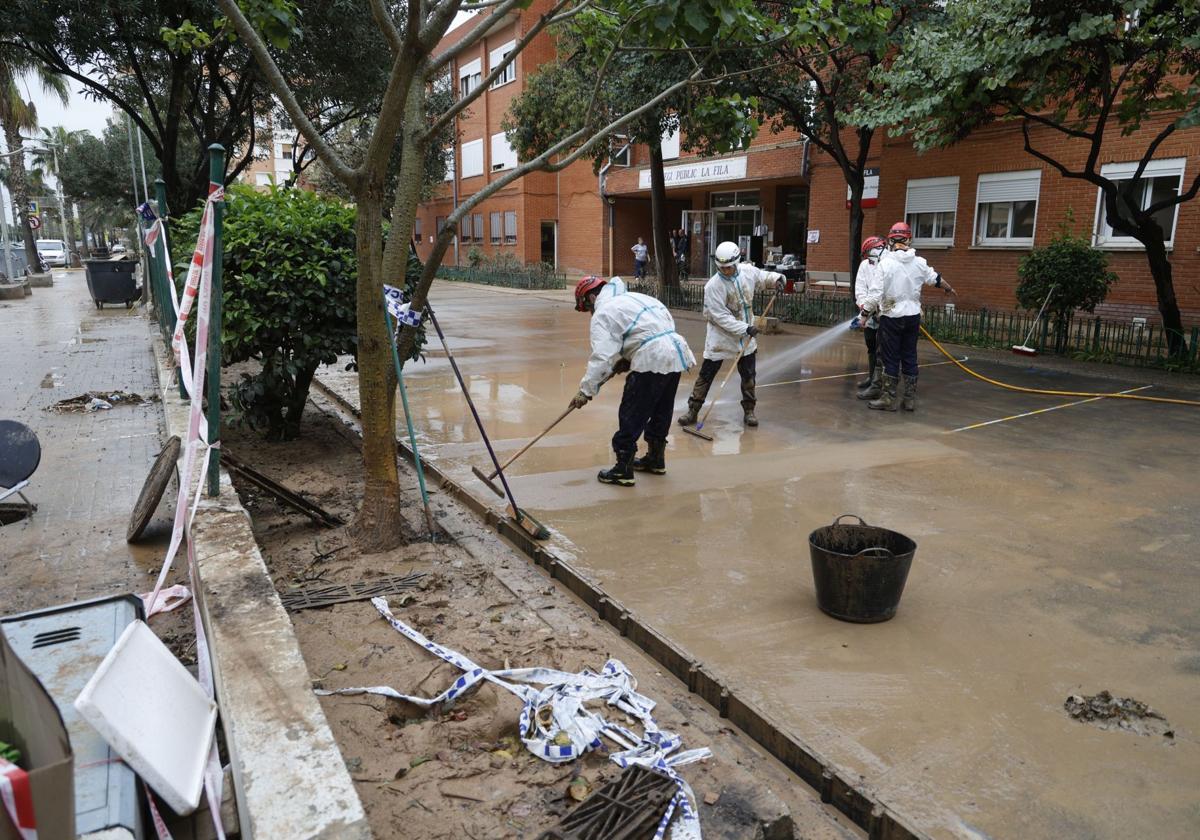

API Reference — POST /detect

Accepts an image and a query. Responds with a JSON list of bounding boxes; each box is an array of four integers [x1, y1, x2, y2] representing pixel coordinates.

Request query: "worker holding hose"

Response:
[[853, 236, 887, 401], [678, 241, 786, 429], [860, 222, 955, 412], [571, 275, 696, 486]]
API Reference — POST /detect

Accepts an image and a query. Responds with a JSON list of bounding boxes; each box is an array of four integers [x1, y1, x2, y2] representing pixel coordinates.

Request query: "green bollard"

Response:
[[206, 145, 225, 497]]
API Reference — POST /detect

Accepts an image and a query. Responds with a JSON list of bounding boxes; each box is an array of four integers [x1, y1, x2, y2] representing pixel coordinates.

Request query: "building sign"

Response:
[[846, 167, 879, 208], [806, 229, 820, 244], [638, 156, 748, 190]]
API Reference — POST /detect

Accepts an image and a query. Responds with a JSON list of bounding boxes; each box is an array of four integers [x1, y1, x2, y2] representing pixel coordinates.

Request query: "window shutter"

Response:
[[491, 132, 517, 170], [461, 139, 484, 178], [458, 58, 481, 79], [489, 40, 515, 70], [905, 177, 959, 214], [977, 171, 1041, 204]]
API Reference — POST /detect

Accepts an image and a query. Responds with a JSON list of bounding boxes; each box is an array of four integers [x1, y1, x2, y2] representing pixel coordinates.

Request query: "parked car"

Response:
[[35, 239, 68, 268], [110, 243, 127, 256]]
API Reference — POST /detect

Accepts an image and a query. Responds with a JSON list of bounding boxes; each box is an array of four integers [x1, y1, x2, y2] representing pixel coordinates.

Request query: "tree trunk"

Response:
[[846, 173, 865, 279], [64, 205, 80, 266], [648, 143, 674, 288], [350, 183, 405, 552], [3, 123, 40, 272], [1142, 230, 1184, 357], [282, 362, 317, 441], [76, 204, 91, 259]]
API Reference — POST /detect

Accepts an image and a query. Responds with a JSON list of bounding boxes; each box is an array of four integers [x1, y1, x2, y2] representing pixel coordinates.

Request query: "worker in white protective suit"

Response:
[[859, 221, 955, 412], [853, 235, 887, 401], [678, 241, 785, 428], [570, 275, 696, 486]]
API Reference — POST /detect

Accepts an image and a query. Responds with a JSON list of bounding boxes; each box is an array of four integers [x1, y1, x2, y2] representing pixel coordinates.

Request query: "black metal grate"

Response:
[[279, 573, 425, 612], [32, 626, 82, 648]]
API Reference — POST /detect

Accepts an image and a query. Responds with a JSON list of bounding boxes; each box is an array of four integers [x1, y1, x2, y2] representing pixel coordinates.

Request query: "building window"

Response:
[[254, 172, 272, 187], [489, 40, 516, 88], [461, 139, 484, 178], [1093, 157, 1185, 248], [905, 176, 959, 246], [436, 215, 448, 236], [609, 135, 630, 167], [974, 170, 1041, 247], [661, 126, 680, 161], [473, 214, 483, 243], [458, 57, 482, 98], [490, 132, 518, 171], [504, 211, 517, 244], [280, 143, 293, 160], [443, 148, 454, 182], [710, 190, 760, 208], [490, 211, 501, 244], [461, 214, 474, 242], [413, 218, 422, 243]]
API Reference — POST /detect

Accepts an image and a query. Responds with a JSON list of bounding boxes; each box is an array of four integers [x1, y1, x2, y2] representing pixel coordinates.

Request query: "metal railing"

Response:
[[435, 263, 566, 290], [627, 280, 1200, 372]]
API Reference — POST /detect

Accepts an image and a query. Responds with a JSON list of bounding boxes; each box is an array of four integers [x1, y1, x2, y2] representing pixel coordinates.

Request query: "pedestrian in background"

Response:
[[631, 237, 648, 280]]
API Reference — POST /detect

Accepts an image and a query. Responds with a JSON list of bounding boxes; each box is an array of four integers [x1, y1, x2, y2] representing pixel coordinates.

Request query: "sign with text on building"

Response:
[[846, 167, 879, 208], [638, 156, 748, 190]]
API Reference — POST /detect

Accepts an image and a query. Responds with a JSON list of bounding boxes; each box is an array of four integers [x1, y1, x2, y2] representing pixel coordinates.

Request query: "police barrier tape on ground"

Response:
[[0, 757, 36, 840], [320, 597, 710, 840], [138, 186, 226, 840]]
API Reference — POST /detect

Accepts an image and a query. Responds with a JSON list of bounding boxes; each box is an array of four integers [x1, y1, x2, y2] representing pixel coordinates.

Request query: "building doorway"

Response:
[[681, 209, 715, 279], [710, 190, 761, 258], [540, 221, 557, 268]]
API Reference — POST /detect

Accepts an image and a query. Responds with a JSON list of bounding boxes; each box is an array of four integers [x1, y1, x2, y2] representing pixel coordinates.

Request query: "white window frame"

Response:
[[461, 139, 484, 179], [458, 57, 482, 98], [661, 126, 680, 161], [490, 131, 518, 171], [489, 40, 516, 88], [1093, 157, 1185, 250], [610, 134, 630, 167], [973, 170, 1041, 248], [905, 176, 959, 247]]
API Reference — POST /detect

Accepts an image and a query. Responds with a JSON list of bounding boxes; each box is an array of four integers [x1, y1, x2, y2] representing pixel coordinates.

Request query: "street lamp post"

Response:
[[0, 147, 23, 281]]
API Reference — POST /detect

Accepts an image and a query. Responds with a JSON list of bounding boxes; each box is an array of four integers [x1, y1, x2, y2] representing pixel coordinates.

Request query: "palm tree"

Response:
[[0, 46, 67, 270], [32, 126, 87, 261]]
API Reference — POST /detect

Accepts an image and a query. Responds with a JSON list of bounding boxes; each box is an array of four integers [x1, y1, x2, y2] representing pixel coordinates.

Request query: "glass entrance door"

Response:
[[681, 209, 715, 279]]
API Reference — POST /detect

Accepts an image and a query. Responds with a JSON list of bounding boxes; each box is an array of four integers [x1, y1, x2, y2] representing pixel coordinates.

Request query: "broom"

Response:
[[1013, 284, 1057, 357], [683, 291, 779, 442]]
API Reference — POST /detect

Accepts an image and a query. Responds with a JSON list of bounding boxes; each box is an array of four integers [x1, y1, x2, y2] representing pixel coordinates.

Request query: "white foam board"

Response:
[[74, 620, 217, 815]]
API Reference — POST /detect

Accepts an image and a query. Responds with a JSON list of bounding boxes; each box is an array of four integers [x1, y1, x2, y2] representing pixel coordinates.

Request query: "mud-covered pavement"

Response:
[[319, 280, 1200, 839]]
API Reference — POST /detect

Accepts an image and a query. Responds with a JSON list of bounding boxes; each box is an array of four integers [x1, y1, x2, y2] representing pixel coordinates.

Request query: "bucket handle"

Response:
[[854, 546, 894, 559], [831, 513, 868, 527]]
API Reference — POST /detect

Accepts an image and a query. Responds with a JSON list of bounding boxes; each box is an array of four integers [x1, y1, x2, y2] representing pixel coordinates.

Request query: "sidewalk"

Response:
[[0, 269, 176, 607]]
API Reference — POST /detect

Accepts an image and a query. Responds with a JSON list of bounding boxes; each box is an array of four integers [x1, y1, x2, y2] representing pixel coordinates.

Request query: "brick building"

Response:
[[415, 5, 811, 280], [804, 117, 1200, 324]]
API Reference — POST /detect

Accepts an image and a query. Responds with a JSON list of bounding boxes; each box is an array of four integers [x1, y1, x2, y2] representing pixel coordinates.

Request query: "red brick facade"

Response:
[[806, 118, 1200, 324]]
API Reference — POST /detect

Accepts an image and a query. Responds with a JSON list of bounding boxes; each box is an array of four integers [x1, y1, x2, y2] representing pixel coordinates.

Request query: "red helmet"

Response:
[[887, 221, 912, 244], [860, 236, 886, 258], [574, 275, 607, 311]]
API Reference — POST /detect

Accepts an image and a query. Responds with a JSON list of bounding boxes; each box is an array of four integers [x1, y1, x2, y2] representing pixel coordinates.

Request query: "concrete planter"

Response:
[[0, 282, 30, 300], [27, 272, 54, 288]]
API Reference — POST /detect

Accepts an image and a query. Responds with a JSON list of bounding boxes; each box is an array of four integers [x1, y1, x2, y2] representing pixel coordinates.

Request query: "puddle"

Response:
[[1065, 691, 1173, 738]]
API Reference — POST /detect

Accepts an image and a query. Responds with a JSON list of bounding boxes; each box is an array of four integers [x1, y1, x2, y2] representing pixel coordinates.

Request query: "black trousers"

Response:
[[612, 370, 682, 453], [879, 314, 920, 378], [687, 351, 757, 414], [863, 325, 878, 371]]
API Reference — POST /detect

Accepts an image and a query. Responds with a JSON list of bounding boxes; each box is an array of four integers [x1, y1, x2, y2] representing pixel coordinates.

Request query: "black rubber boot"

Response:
[[632, 440, 667, 474], [857, 366, 883, 401], [901, 376, 918, 412], [677, 407, 698, 426], [868, 374, 900, 412], [744, 410, 759, 427], [857, 354, 876, 390], [598, 450, 636, 486]]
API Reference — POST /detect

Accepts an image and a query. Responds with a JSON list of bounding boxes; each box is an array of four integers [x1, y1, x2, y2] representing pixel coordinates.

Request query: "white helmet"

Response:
[[714, 240, 741, 268]]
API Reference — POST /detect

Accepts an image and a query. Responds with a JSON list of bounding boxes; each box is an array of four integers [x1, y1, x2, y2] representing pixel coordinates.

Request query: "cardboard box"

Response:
[[0, 626, 74, 840]]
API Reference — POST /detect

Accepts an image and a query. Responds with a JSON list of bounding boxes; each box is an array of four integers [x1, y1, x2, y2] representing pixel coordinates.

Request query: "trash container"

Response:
[[84, 259, 139, 309], [808, 514, 916, 623]]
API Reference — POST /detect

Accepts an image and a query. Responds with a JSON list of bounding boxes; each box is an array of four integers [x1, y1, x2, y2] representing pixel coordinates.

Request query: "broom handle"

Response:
[[696, 290, 779, 427], [1021, 284, 1057, 347], [487, 370, 616, 479]]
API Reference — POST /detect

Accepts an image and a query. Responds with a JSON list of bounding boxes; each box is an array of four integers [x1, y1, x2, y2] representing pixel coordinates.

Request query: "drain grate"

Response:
[[279, 572, 426, 612], [537, 765, 677, 840]]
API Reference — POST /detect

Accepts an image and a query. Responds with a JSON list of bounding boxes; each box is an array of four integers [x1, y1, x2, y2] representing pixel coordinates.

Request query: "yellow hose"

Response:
[[918, 325, 1200, 407]]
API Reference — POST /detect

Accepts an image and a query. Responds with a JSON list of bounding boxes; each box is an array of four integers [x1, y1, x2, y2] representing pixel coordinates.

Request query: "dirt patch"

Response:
[[1065, 691, 1174, 738], [46, 389, 158, 412], [225, 398, 857, 840]]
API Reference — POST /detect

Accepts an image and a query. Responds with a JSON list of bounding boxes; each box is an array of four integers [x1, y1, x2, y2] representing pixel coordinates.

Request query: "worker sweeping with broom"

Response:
[[859, 221, 956, 412], [678, 241, 786, 430], [571, 275, 696, 486]]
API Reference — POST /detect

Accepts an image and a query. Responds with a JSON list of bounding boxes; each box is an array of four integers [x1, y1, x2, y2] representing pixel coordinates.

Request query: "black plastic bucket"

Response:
[[809, 514, 916, 623]]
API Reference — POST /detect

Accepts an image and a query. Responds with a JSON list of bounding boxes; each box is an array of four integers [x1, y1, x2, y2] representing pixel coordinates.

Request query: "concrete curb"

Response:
[[313, 374, 933, 840], [151, 333, 370, 839]]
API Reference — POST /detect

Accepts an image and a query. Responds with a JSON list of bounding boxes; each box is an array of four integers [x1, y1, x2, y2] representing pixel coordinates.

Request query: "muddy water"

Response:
[[320, 281, 1200, 839]]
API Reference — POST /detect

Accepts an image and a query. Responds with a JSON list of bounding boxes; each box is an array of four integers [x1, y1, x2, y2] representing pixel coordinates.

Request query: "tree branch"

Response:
[[1133, 122, 1175, 182], [428, 0, 525, 73], [369, 0, 403, 55], [213, 0, 358, 187]]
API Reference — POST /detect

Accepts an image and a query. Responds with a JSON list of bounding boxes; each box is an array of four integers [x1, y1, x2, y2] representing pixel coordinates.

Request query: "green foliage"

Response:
[[0, 740, 20, 765], [1017, 233, 1117, 353], [175, 186, 358, 440]]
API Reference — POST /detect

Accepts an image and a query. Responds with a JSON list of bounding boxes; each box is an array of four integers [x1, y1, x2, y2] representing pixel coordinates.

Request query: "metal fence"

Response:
[[627, 280, 1200, 372], [435, 264, 566, 290]]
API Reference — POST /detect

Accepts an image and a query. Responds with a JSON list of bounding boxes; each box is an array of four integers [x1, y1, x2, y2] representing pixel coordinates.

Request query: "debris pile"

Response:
[[47, 390, 158, 413], [1064, 691, 1173, 738]]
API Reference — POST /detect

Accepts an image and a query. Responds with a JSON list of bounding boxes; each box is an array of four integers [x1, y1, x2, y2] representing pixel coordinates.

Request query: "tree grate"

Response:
[[537, 765, 677, 840], [279, 573, 425, 612]]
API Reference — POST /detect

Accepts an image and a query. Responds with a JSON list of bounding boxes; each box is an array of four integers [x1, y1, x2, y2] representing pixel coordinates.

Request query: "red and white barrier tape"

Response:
[[140, 183, 226, 840], [0, 757, 36, 840]]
